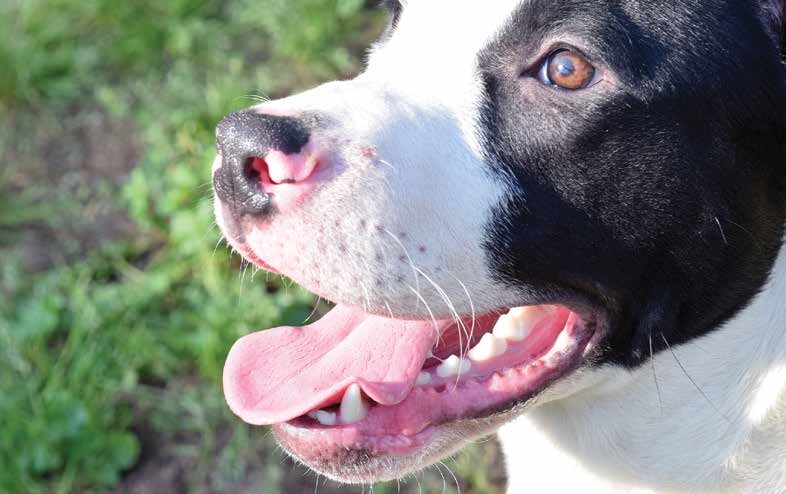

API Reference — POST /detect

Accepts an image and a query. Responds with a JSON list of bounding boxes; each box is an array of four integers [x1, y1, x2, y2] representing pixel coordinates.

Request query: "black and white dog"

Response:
[[212, 1, 786, 491]]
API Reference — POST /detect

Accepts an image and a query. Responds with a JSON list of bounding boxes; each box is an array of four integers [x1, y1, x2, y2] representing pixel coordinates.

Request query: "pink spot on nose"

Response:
[[245, 141, 324, 214], [259, 147, 320, 185]]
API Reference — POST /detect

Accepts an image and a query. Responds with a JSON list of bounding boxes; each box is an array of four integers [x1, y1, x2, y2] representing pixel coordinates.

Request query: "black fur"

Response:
[[478, 0, 786, 366], [379, 0, 402, 26]]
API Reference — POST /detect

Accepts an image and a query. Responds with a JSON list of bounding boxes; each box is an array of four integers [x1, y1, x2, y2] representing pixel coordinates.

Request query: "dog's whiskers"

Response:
[[408, 285, 440, 340], [385, 300, 395, 319], [413, 267, 467, 357], [440, 460, 461, 494], [649, 333, 663, 416], [413, 267, 471, 388], [383, 228, 471, 362], [361, 282, 373, 314], [450, 272, 478, 360], [660, 332, 731, 424], [238, 93, 272, 104], [714, 216, 729, 245], [377, 157, 397, 171], [238, 259, 251, 295], [304, 296, 323, 324], [384, 228, 422, 301], [212, 234, 225, 257], [433, 462, 448, 494]]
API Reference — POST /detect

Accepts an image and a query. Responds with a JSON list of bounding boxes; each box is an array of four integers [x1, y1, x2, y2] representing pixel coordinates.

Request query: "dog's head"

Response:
[[213, 0, 786, 483]]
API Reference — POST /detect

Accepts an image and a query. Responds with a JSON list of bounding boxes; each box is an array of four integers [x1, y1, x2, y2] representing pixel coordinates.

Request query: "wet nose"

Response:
[[213, 111, 314, 216]]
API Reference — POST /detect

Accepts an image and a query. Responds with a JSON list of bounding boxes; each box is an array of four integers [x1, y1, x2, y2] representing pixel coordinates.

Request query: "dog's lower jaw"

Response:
[[500, 236, 786, 494], [263, 313, 600, 485], [274, 416, 501, 484]]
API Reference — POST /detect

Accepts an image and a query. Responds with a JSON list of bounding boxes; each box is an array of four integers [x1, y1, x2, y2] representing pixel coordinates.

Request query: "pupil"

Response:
[[557, 58, 575, 77]]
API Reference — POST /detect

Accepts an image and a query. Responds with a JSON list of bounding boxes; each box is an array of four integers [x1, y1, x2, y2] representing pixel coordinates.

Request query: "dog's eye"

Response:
[[539, 49, 596, 90]]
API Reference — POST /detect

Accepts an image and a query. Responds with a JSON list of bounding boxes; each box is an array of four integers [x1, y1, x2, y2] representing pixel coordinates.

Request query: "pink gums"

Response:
[[273, 312, 592, 459]]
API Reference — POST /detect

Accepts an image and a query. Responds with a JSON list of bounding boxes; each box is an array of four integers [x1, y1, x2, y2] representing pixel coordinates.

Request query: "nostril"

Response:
[[242, 156, 301, 187], [244, 157, 270, 186], [213, 111, 321, 216], [212, 156, 272, 217]]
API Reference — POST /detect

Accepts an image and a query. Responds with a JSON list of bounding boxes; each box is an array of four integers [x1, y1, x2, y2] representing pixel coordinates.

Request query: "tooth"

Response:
[[468, 333, 508, 362], [339, 384, 370, 424], [416, 371, 432, 386], [494, 307, 547, 341], [553, 320, 575, 350], [307, 410, 337, 426], [492, 314, 525, 341], [436, 355, 471, 378]]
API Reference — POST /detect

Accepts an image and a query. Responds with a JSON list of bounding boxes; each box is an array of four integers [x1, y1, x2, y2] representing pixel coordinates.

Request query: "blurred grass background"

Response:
[[0, 1, 505, 493]]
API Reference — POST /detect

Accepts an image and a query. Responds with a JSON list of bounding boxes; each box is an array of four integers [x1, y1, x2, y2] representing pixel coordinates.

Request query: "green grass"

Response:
[[0, 1, 503, 493]]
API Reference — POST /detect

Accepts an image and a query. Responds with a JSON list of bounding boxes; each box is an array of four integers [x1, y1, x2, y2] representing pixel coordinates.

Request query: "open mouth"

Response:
[[223, 295, 602, 476]]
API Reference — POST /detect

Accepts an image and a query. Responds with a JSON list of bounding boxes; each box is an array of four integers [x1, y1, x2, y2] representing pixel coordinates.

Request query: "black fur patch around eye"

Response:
[[475, 0, 786, 367]]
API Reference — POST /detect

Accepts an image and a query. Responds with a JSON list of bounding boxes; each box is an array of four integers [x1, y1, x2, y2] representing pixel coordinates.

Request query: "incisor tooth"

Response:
[[468, 333, 508, 361], [436, 355, 471, 378], [416, 371, 432, 386], [307, 410, 337, 426], [340, 384, 369, 424]]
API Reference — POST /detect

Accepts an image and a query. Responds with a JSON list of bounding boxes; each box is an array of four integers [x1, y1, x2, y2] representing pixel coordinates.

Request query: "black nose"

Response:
[[213, 111, 311, 216]]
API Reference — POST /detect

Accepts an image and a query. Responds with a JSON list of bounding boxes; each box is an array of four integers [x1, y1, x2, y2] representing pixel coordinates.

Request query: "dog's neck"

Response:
[[500, 236, 786, 493]]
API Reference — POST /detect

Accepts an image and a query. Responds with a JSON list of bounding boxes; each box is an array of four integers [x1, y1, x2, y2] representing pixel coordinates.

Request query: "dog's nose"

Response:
[[213, 111, 315, 216]]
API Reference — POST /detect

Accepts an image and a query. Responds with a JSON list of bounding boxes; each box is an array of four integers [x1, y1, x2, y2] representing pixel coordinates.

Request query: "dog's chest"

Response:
[[498, 416, 655, 493]]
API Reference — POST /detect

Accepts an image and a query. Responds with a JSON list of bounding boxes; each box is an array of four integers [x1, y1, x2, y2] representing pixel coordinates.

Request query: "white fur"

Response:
[[223, 0, 531, 319], [217, 1, 786, 491], [500, 237, 786, 493]]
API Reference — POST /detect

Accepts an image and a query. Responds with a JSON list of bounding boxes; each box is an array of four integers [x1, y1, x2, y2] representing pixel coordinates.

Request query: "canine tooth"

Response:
[[495, 307, 547, 341], [436, 355, 471, 378], [492, 314, 526, 341], [416, 371, 432, 386], [468, 333, 508, 362], [307, 410, 337, 426], [339, 384, 369, 424]]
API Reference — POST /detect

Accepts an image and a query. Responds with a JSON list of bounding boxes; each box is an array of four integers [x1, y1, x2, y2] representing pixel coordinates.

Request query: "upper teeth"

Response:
[[308, 306, 555, 424], [468, 333, 508, 362], [339, 383, 370, 424], [436, 355, 471, 377], [492, 306, 548, 341]]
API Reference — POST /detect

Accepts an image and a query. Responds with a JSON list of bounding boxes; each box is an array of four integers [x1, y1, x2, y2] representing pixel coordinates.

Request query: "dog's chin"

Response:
[[273, 408, 522, 483]]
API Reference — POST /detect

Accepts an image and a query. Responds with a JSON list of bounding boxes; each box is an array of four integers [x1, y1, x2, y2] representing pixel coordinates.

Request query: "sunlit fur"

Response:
[[215, 0, 786, 491]]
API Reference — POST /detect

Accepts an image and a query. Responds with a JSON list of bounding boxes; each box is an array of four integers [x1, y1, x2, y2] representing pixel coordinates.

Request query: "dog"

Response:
[[211, 1, 786, 492]]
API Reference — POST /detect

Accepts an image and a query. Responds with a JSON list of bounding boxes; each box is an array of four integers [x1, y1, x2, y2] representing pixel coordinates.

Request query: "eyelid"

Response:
[[522, 42, 594, 73]]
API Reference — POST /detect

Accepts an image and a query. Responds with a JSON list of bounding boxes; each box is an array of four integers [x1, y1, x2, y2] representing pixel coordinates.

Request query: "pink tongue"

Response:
[[223, 305, 446, 425]]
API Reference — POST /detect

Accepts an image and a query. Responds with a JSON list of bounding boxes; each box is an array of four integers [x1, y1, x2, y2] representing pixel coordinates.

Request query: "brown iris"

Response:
[[546, 49, 596, 90]]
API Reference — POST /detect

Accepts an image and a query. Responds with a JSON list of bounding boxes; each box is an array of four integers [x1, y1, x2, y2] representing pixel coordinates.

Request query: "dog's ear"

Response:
[[759, 0, 785, 54]]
